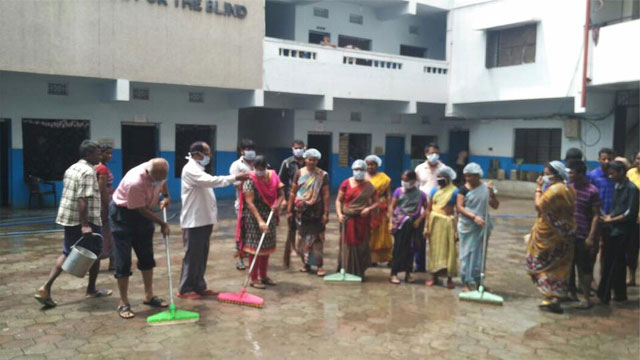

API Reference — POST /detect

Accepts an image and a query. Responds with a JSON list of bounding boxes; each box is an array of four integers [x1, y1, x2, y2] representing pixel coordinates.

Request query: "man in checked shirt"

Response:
[[35, 140, 111, 308]]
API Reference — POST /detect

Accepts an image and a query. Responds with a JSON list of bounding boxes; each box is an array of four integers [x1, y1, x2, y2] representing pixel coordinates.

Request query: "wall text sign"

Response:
[[131, 0, 248, 19]]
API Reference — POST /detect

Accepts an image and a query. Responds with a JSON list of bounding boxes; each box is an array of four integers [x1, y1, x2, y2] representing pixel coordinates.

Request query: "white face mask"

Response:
[[153, 178, 166, 187], [243, 150, 256, 161], [293, 148, 305, 158], [543, 175, 553, 185], [401, 181, 415, 190], [256, 169, 266, 177], [427, 153, 440, 164], [197, 155, 210, 167], [353, 170, 366, 180]]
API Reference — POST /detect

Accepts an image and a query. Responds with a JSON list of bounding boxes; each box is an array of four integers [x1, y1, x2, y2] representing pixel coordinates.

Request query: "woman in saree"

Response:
[[287, 148, 330, 276], [336, 160, 378, 279], [526, 161, 576, 314], [365, 155, 393, 266], [240, 156, 285, 289], [424, 166, 459, 289], [455, 163, 499, 292], [388, 170, 428, 284]]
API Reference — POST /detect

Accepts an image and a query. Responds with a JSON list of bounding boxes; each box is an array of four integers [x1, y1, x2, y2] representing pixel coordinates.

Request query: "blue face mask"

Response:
[[198, 155, 210, 167]]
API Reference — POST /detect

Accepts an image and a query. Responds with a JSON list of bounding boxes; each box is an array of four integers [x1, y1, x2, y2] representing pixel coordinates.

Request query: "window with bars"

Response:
[[47, 83, 68, 96], [349, 14, 363, 25], [189, 92, 204, 103], [132, 87, 150, 100], [514, 128, 561, 164], [313, 7, 328, 18], [486, 24, 537, 68]]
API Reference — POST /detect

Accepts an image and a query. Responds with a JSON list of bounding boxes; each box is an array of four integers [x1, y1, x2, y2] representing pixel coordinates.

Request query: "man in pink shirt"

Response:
[[110, 158, 171, 319]]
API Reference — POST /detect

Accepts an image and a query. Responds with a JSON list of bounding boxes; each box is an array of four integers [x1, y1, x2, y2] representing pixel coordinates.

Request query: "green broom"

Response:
[[147, 208, 200, 325], [459, 185, 503, 305], [325, 217, 362, 283]]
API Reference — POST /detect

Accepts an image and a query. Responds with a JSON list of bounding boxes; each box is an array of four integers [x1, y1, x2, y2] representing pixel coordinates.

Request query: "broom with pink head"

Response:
[[217, 210, 274, 308]]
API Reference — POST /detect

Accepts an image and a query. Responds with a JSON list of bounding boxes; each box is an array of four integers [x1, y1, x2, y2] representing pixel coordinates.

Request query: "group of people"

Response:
[[34, 137, 639, 319], [526, 148, 640, 314]]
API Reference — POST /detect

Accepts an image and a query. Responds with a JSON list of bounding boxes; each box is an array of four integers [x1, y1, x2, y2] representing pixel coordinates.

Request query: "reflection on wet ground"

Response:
[[0, 198, 638, 359]]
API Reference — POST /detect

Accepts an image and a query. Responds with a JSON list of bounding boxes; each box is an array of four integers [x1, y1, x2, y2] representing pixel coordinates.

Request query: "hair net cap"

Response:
[[549, 160, 568, 181], [436, 166, 457, 181], [364, 155, 382, 167], [351, 159, 367, 170], [303, 148, 322, 160], [463, 162, 483, 177]]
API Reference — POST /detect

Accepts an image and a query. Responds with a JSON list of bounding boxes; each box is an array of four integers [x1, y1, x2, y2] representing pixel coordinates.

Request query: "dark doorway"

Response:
[[309, 31, 330, 44], [121, 123, 159, 174], [449, 130, 470, 165], [308, 133, 332, 174], [385, 136, 405, 190], [338, 35, 371, 50], [175, 125, 216, 177], [400, 44, 427, 58], [0, 119, 10, 206], [613, 90, 639, 160]]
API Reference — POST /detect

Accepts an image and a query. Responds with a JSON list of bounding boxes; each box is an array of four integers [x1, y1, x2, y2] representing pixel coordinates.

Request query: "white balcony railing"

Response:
[[263, 37, 449, 103], [589, 19, 640, 86]]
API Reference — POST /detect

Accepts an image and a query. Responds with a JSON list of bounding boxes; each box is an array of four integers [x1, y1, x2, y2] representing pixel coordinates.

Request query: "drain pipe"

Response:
[[581, 0, 591, 108]]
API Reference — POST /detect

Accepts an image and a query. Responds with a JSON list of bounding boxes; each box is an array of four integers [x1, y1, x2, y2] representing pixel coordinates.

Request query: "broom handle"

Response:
[[163, 208, 175, 306], [341, 216, 349, 272], [479, 185, 490, 289], [242, 210, 275, 289]]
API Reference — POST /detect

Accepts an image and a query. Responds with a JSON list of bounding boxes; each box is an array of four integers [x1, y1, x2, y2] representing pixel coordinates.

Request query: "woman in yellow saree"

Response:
[[526, 161, 576, 314], [365, 155, 393, 265], [424, 166, 459, 289]]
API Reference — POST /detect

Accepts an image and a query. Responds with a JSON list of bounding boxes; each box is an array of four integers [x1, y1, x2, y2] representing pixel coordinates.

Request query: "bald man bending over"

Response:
[[110, 158, 171, 319]]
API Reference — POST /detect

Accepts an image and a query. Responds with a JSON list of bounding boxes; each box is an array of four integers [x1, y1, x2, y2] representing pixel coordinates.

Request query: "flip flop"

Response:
[[34, 294, 57, 308], [316, 268, 326, 276], [575, 301, 593, 310], [143, 296, 169, 308], [86, 288, 112, 298], [117, 303, 135, 319], [201, 289, 219, 296], [236, 262, 246, 271]]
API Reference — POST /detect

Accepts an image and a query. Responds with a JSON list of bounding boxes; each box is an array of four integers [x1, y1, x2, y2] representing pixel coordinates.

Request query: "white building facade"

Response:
[[0, 0, 638, 207]]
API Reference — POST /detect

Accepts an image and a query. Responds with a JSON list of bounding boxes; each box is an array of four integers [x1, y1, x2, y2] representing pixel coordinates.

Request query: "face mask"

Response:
[[198, 155, 210, 167], [427, 153, 440, 164], [542, 175, 553, 185], [244, 150, 256, 161], [293, 148, 305, 158], [401, 181, 414, 190], [153, 179, 166, 187], [437, 178, 447, 187], [353, 170, 366, 180], [256, 170, 266, 177]]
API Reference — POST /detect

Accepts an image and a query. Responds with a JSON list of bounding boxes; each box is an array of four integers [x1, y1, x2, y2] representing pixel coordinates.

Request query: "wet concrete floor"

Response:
[[0, 198, 638, 359]]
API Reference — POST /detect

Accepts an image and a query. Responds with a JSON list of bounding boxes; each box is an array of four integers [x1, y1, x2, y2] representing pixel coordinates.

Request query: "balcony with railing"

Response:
[[589, 18, 640, 87], [263, 37, 449, 104]]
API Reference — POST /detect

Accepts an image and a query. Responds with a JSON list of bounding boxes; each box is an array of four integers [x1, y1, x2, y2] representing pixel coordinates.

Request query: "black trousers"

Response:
[[597, 234, 627, 304]]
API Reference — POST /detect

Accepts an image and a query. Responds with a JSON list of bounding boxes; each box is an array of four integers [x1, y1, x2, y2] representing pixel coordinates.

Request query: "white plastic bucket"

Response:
[[62, 233, 101, 278]]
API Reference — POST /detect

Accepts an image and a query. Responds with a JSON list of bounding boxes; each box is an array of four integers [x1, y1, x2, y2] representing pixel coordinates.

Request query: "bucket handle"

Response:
[[71, 232, 104, 249]]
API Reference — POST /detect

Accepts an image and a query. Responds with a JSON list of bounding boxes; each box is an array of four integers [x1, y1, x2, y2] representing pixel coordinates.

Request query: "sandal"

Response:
[[261, 278, 277, 286], [316, 268, 326, 277], [176, 292, 203, 300], [236, 261, 246, 271], [299, 265, 310, 273], [389, 276, 401, 284], [250, 282, 266, 289], [539, 301, 563, 314], [446, 279, 455, 290], [201, 289, 219, 297], [575, 301, 593, 310], [34, 294, 57, 308], [117, 303, 135, 319], [425, 278, 437, 287], [405, 273, 415, 283], [86, 288, 112, 298], [143, 296, 169, 308]]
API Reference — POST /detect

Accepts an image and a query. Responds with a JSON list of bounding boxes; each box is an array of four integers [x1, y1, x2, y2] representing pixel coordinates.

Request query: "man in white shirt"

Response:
[[229, 138, 256, 270], [413, 142, 444, 272], [178, 141, 248, 299]]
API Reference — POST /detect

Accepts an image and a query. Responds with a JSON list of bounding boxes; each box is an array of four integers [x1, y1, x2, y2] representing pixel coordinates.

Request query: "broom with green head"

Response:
[[147, 208, 200, 325], [459, 183, 503, 305], [324, 216, 362, 283]]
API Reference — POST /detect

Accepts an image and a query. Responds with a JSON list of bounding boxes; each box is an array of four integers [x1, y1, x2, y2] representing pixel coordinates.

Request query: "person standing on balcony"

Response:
[[625, 151, 640, 286], [320, 35, 336, 48], [230, 138, 256, 271], [177, 141, 248, 299], [365, 155, 393, 266], [415, 143, 444, 272], [279, 140, 306, 268], [35, 140, 110, 308], [288, 149, 330, 276]]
